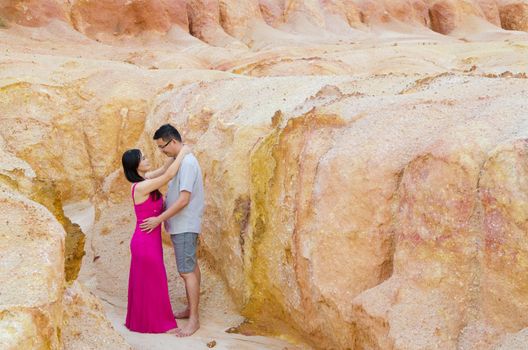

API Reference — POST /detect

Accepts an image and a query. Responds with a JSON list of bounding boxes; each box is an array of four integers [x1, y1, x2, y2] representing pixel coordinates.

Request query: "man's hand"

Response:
[[140, 216, 162, 233]]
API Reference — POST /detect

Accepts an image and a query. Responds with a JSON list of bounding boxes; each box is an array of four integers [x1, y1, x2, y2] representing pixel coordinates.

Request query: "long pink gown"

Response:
[[125, 183, 177, 333]]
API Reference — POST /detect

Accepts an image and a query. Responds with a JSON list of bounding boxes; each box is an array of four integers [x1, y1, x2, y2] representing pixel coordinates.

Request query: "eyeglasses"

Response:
[[159, 139, 172, 149]]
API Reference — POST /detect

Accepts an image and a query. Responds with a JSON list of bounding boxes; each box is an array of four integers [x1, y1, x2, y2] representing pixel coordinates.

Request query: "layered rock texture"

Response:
[[0, 184, 128, 349], [1, 0, 528, 349]]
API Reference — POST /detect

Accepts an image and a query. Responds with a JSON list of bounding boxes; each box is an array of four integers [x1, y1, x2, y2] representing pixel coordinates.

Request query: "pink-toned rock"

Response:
[[352, 151, 480, 349], [352, 0, 430, 25], [187, 0, 246, 48], [457, 321, 503, 350], [479, 140, 528, 333], [428, 0, 487, 34], [349, 133, 528, 349], [259, 0, 361, 29], [476, 0, 502, 26], [1, 0, 523, 37], [498, 0, 528, 31], [283, 0, 327, 28], [384, 0, 430, 25], [325, 0, 364, 27], [283, 0, 363, 29], [0, 0, 69, 27], [353, 0, 392, 23], [218, 0, 265, 42], [492, 328, 528, 349], [70, 0, 188, 39], [258, 0, 285, 27]]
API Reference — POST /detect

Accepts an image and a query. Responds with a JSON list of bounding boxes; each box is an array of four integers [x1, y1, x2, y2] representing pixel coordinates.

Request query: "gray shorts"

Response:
[[170, 232, 198, 274]]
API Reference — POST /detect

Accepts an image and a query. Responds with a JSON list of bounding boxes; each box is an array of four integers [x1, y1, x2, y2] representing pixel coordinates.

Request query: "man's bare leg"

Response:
[[174, 286, 190, 319], [176, 264, 201, 337]]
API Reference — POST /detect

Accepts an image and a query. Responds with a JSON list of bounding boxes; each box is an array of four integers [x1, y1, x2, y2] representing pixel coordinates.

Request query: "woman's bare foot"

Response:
[[176, 318, 199, 337], [165, 327, 181, 335], [174, 308, 190, 319]]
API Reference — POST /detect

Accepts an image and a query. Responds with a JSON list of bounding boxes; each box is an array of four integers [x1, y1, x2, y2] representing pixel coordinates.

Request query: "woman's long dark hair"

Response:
[[121, 149, 161, 200]]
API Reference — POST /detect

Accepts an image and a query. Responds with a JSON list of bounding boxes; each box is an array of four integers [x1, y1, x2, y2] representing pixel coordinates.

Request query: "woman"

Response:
[[121, 146, 190, 333]]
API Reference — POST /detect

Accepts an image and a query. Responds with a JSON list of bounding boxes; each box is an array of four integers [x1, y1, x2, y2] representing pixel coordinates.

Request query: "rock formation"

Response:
[[498, 0, 528, 31], [1, 0, 528, 349]]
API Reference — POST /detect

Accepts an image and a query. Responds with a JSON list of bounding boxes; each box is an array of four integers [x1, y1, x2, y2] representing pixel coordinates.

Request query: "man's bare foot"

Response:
[[174, 308, 190, 319], [176, 318, 199, 337]]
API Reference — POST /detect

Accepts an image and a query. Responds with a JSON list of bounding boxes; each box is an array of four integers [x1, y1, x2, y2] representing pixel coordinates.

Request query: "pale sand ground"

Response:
[[64, 201, 303, 350], [101, 296, 298, 350]]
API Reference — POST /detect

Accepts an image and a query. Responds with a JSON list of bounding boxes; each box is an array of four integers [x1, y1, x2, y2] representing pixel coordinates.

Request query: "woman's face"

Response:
[[137, 153, 151, 172]]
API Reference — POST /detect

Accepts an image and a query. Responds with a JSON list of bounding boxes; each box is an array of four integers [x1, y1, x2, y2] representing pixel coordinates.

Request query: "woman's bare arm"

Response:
[[145, 157, 174, 179], [135, 146, 191, 197]]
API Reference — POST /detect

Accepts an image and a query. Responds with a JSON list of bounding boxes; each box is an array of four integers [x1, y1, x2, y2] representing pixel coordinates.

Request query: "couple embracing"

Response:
[[121, 124, 203, 336]]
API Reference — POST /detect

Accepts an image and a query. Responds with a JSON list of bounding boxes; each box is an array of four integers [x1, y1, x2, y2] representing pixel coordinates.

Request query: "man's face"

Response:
[[155, 138, 180, 157]]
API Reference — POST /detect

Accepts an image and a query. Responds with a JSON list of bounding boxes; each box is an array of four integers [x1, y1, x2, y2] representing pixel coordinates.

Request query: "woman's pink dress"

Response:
[[125, 183, 177, 333]]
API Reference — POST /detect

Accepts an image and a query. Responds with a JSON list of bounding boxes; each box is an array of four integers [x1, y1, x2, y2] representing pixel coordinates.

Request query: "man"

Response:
[[140, 123, 204, 337]]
